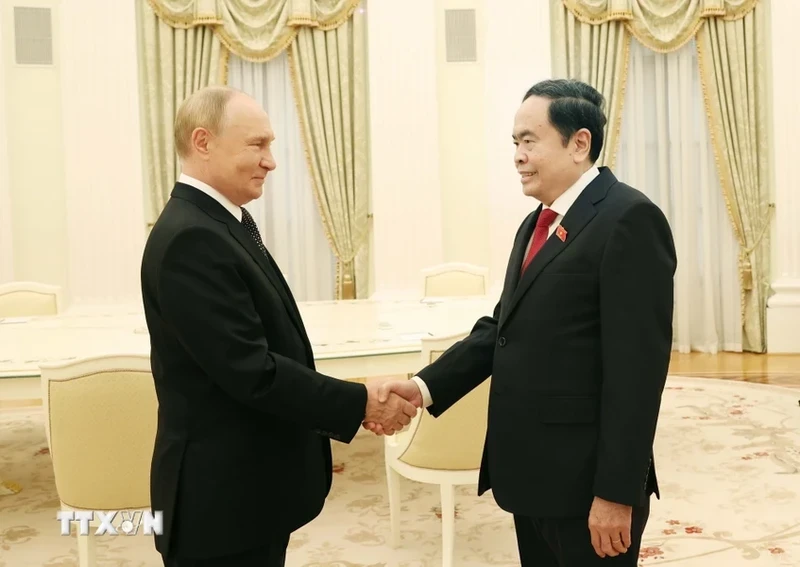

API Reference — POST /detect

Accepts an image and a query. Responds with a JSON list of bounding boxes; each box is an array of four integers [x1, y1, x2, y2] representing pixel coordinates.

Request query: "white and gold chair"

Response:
[[0, 281, 62, 317], [40, 355, 157, 567], [421, 263, 489, 297], [384, 331, 490, 567]]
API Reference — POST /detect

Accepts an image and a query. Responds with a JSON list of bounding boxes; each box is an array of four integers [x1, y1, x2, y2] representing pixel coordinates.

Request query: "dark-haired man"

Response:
[[367, 79, 677, 565]]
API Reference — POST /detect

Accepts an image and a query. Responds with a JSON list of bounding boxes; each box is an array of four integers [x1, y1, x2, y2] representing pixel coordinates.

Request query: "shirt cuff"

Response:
[[411, 375, 433, 407]]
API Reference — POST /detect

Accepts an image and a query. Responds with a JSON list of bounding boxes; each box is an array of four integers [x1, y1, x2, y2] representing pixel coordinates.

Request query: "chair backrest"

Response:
[[39, 355, 156, 510], [421, 263, 489, 297], [397, 331, 490, 471], [0, 281, 62, 317]]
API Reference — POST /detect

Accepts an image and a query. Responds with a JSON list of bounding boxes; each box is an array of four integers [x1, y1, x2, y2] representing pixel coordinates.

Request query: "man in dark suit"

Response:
[[366, 79, 676, 565], [141, 86, 417, 567]]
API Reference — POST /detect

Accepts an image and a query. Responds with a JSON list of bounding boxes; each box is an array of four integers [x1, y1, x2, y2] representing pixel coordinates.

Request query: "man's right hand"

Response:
[[363, 380, 418, 435], [363, 380, 423, 435]]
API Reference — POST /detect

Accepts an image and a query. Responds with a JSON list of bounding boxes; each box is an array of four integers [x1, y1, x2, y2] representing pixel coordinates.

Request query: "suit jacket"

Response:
[[417, 167, 676, 518], [140, 183, 367, 558]]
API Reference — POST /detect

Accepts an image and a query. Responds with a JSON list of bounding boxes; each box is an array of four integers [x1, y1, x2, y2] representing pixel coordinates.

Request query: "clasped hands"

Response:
[[363, 379, 422, 435]]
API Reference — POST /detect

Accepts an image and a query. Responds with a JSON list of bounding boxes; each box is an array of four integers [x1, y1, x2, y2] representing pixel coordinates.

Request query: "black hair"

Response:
[[523, 79, 606, 162]]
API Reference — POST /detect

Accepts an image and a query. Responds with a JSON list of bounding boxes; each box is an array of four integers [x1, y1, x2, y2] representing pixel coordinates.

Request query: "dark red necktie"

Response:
[[521, 208, 558, 274]]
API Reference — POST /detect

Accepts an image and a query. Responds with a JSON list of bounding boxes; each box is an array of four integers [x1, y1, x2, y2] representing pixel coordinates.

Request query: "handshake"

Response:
[[362, 378, 424, 436]]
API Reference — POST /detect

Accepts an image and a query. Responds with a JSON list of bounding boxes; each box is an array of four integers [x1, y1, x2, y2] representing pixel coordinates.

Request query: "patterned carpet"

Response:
[[0, 376, 799, 566]]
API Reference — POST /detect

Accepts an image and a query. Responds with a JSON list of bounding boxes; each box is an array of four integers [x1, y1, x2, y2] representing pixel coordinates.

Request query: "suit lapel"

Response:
[[498, 211, 537, 324], [171, 184, 312, 356], [499, 168, 617, 329], [226, 221, 308, 333]]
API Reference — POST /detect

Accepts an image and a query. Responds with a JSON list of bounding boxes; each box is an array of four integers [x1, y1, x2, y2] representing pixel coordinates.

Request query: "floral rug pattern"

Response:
[[0, 376, 798, 566]]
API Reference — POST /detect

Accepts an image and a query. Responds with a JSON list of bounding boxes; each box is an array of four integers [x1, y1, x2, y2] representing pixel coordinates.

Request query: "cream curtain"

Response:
[[551, 0, 630, 168], [563, 0, 758, 52], [145, 0, 361, 62], [556, 0, 767, 352], [288, 9, 369, 299], [227, 52, 337, 301], [616, 39, 742, 353], [139, 0, 368, 298], [138, 0, 227, 226], [696, 2, 771, 352]]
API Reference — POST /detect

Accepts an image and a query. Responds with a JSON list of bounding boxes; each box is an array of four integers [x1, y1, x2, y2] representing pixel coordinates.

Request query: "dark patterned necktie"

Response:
[[240, 206, 292, 293], [240, 206, 305, 332], [240, 207, 269, 258]]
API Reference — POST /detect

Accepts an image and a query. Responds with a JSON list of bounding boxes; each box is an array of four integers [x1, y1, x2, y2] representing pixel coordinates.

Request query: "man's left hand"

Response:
[[588, 496, 632, 558]]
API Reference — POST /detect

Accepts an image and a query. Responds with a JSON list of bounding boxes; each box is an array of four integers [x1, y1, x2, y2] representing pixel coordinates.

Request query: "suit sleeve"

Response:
[[415, 214, 532, 417], [593, 201, 676, 506], [415, 300, 500, 417], [157, 227, 367, 443]]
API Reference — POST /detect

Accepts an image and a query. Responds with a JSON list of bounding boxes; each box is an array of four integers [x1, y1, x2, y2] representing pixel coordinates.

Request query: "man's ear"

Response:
[[191, 127, 213, 159], [572, 128, 592, 162]]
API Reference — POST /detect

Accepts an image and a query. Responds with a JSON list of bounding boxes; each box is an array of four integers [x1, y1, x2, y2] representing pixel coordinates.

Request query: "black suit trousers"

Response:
[[163, 533, 289, 567], [513, 498, 650, 566]]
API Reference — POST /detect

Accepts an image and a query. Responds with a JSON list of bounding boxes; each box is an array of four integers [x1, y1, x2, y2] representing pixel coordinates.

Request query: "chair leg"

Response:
[[77, 530, 96, 567], [386, 462, 402, 548], [440, 484, 455, 567]]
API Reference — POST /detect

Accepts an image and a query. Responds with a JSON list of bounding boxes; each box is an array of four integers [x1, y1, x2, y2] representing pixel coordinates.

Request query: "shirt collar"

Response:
[[178, 173, 242, 222], [545, 165, 600, 217]]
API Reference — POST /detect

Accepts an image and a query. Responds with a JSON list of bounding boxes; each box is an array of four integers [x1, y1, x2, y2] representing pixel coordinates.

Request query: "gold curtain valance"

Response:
[[146, 0, 361, 61], [562, 0, 758, 52]]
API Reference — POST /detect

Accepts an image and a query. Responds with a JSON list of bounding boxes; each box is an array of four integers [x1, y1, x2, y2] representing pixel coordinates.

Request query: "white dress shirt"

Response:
[[523, 165, 599, 256], [411, 165, 600, 407], [178, 173, 242, 222]]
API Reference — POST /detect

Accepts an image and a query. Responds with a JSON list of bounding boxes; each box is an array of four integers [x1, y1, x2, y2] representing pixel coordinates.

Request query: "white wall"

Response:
[[3, 1, 553, 304], [0, 5, 13, 283], [436, 0, 490, 269], [765, 0, 800, 352], [1, 0, 69, 293], [368, 1, 552, 296], [483, 0, 552, 285], [0, 0, 144, 306], [367, 0, 444, 297], [59, 0, 145, 305]]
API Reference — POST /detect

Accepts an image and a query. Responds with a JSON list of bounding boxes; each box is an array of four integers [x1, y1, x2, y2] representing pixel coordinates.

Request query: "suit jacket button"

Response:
[[498, 337, 506, 347]]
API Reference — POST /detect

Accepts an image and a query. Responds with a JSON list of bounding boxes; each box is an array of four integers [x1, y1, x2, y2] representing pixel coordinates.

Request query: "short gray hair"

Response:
[[174, 86, 239, 159]]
